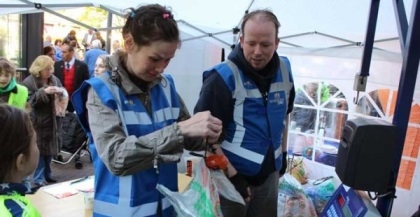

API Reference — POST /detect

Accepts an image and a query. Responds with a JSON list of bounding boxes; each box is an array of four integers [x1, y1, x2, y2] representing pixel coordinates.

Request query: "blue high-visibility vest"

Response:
[[72, 72, 181, 217], [210, 57, 293, 176]]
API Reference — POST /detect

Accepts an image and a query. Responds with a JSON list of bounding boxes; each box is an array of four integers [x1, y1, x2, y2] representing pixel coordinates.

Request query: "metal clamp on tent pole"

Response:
[[34, 3, 42, 9], [354, 91, 360, 104], [231, 27, 240, 49], [353, 73, 368, 104]]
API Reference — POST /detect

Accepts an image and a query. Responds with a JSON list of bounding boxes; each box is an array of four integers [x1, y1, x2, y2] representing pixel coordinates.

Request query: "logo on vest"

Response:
[[243, 80, 253, 88], [124, 100, 134, 106], [269, 92, 284, 105]]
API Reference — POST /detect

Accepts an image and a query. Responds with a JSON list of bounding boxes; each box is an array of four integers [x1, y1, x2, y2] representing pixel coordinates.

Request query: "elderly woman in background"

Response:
[[94, 54, 109, 77], [22, 55, 64, 187]]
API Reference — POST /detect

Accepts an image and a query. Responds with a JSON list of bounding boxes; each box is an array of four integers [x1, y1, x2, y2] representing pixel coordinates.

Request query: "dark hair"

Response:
[[122, 4, 179, 46], [241, 9, 281, 37], [0, 104, 35, 182], [43, 45, 55, 55], [63, 42, 75, 52]]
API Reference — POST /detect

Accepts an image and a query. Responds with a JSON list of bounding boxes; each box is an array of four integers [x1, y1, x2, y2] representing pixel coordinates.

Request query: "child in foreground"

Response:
[[0, 104, 41, 217], [0, 57, 32, 189]]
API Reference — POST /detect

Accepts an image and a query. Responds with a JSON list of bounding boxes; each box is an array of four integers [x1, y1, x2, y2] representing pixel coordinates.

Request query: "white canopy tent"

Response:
[[0, 0, 412, 51], [1, 0, 419, 216]]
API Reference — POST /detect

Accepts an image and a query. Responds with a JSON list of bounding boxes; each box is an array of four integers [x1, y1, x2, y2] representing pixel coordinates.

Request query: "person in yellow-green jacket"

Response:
[[0, 58, 28, 109], [0, 57, 31, 189], [0, 104, 41, 217]]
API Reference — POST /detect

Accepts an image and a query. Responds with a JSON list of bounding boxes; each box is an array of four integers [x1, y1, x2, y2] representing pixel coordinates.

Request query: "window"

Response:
[[288, 82, 348, 167], [0, 14, 23, 81], [0, 14, 22, 66], [355, 89, 420, 190]]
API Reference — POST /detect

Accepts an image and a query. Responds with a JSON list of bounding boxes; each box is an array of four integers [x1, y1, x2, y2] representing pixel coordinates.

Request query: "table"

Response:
[[27, 174, 192, 217]]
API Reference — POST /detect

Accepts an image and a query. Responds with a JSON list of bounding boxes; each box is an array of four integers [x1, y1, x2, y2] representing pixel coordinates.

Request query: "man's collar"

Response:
[[66, 57, 76, 66]]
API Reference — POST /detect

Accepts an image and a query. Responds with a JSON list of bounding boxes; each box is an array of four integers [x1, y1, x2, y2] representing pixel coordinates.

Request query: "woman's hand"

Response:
[[44, 86, 62, 95], [177, 111, 222, 143]]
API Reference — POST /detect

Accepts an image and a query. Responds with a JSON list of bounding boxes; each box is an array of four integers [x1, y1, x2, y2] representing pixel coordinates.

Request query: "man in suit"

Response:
[[82, 29, 96, 51], [54, 43, 89, 112]]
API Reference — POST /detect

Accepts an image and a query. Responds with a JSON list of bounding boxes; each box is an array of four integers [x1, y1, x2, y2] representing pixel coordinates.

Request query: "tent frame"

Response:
[[13, 0, 400, 51], [376, 0, 420, 216], [2, 0, 419, 216]]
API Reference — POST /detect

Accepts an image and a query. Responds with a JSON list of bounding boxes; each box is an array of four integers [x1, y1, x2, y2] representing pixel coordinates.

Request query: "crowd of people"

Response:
[[1, 28, 114, 189], [43, 29, 121, 66], [0, 3, 299, 217]]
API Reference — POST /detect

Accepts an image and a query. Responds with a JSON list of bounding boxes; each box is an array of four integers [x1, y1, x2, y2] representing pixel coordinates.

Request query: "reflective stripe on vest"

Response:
[[0, 194, 41, 217], [93, 74, 180, 135], [93, 176, 172, 217], [215, 57, 293, 175], [122, 107, 180, 125]]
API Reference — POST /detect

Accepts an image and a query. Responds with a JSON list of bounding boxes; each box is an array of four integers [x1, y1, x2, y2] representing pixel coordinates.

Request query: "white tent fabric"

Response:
[[0, 0, 413, 51], [1, 0, 419, 216]]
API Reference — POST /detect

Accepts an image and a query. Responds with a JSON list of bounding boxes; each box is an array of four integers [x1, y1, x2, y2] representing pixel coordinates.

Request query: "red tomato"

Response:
[[205, 154, 228, 170]]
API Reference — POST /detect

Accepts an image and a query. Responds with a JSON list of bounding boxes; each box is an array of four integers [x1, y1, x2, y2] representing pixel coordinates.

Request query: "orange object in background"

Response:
[[374, 89, 420, 190], [396, 104, 419, 190], [397, 160, 416, 190], [186, 160, 193, 177]]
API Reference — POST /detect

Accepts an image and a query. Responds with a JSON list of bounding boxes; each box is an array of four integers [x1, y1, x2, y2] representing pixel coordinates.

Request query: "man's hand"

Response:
[[211, 144, 251, 202], [279, 152, 288, 176], [229, 173, 251, 202]]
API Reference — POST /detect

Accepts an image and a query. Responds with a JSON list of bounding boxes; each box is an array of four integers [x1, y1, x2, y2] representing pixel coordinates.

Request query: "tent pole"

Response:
[[106, 12, 112, 54], [18, 0, 96, 30], [177, 19, 231, 47], [1, 3, 91, 8], [359, 0, 380, 77], [353, 0, 379, 104], [279, 41, 301, 47], [393, 0, 409, 56], [182, 29, 232, 41], [376, 0, 420, 216], [96, 26, 123, 31]]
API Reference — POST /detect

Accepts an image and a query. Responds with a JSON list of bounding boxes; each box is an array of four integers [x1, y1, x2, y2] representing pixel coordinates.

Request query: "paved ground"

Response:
[[51, 150, 93, 183], [29, 150, 94, 187]]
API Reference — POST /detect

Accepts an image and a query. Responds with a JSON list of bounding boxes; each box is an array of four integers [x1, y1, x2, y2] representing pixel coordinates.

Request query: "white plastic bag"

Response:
[[210, 170, 244, 205], [157, 159, 222, 217]]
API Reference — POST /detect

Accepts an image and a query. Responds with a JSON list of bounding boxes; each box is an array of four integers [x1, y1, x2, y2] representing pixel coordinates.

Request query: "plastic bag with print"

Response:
[[54, 87, 68, 117], [157, 158, 223, 217]]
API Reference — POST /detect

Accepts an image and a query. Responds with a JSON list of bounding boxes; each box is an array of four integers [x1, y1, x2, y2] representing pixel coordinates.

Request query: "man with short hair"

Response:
[[54, 43, 89, 112], [194, 9, 295, 217]]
